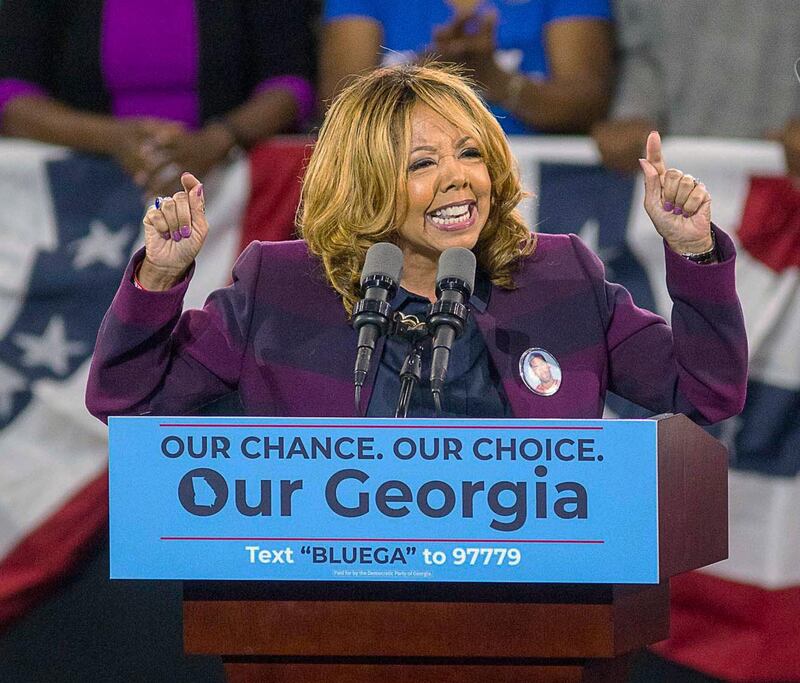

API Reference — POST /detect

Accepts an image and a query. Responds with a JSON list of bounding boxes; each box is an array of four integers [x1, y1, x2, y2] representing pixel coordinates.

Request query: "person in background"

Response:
[[320, 0, 614, 134], [592, 0, 800, 175], [0, 0, 316, 197]]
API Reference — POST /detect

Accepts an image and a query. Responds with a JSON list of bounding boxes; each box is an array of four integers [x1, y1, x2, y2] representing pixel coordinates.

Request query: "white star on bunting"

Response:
[[13, 315, 86, 375], [71, 220, 132, 270], [0, 361, 26, 418]]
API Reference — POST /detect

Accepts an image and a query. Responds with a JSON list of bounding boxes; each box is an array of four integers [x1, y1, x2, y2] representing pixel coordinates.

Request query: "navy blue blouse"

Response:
[[366, 272, 512, 418]]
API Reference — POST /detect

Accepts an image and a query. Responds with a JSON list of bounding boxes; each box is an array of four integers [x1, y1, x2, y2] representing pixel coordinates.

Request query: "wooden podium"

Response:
[[181, 415, 728, 682]]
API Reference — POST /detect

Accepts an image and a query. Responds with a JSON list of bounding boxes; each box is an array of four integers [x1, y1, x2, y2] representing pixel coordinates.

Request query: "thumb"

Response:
[[638, 158, 662, 208], [181, 172, 207, 229], [181, 172, 201, 193]]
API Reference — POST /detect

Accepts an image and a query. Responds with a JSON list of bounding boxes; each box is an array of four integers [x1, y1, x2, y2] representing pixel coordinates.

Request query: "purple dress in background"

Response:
[[100, 0, 201, 127], [0, 0, 314, 128]]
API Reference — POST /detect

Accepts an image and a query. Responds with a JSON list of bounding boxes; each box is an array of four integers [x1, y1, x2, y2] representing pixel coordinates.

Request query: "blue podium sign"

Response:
[[108, 417, 659, 583]]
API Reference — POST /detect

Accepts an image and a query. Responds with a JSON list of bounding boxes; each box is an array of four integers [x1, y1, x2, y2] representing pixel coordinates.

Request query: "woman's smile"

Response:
[[426, 200, 478, 231]]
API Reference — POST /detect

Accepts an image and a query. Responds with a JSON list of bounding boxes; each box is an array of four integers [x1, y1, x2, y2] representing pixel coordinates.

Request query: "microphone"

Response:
[[352, 242, 404, 414], [428, 247, 476, 412]]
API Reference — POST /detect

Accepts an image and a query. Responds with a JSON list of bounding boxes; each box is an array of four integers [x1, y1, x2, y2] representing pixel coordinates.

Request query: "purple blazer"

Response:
[[85, 231, 748, 424]]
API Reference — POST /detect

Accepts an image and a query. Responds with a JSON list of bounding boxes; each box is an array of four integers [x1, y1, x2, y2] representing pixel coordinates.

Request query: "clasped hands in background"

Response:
[[113, 117, 234, 198]]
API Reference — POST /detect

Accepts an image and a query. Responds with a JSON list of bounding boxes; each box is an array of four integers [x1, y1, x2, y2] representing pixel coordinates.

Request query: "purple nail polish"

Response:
[[663, 201, 673, 211], [196, 184, 203, 198], [682, 209, 691, 217], [672, 206, 683, 215], [172, 230, 182, 242], [161, 230, 170, 240], [154, 197, 161, 209], [180, 224, 192, 238]]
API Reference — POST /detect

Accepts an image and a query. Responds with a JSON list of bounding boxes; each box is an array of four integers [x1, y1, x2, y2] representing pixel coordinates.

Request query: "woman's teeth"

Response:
[[429, 204, 471, 225]]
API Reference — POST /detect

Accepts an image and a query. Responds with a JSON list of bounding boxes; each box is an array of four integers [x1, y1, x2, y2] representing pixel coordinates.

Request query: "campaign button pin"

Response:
[[519, 348, 562, 396]]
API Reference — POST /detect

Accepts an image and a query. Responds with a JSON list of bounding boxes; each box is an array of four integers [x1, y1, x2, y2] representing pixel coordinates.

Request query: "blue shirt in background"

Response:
[[323, 0, 611, 135]]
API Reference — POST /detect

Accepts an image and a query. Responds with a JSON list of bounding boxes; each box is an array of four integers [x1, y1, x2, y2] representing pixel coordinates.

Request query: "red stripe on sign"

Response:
[[0, 471, 108, 631], [157, 423, 604, 430]]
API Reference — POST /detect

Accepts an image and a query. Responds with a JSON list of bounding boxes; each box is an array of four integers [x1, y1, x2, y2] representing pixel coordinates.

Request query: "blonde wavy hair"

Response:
[[298, 62, 535, 314]]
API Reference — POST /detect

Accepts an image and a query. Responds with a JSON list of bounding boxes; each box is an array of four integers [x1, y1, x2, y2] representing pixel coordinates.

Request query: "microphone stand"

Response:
[[394, 341, 424, 418]]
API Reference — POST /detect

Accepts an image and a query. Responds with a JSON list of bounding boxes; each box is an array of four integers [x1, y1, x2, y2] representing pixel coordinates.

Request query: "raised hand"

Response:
[[638, 131, 714, 255], [138, 173, 207, 290], [432, 10, 496, 63]]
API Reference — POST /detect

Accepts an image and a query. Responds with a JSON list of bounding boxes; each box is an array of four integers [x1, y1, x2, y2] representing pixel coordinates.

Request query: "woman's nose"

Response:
[[439, 155, 469, 191]]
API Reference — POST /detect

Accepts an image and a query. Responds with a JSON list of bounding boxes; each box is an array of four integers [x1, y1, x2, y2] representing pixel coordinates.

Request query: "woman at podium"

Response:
[[85, 64, 747, 424]]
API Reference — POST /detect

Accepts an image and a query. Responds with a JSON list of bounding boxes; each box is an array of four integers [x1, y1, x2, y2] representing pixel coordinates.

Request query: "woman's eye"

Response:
[[461, 147, 482, 159], [408, 158, 435, 172]]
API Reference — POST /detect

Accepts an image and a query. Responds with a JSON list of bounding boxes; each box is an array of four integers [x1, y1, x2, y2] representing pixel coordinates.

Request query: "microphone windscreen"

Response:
[[436, 247, 476, 294], [361, 242, 404, 285]]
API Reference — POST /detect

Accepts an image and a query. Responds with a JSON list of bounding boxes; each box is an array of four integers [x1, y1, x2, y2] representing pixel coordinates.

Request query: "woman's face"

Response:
[[394, 103, 492, 272]]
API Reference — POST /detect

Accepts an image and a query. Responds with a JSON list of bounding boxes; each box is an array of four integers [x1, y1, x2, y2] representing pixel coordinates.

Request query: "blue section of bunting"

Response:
[[728, 379, 800, 477]]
